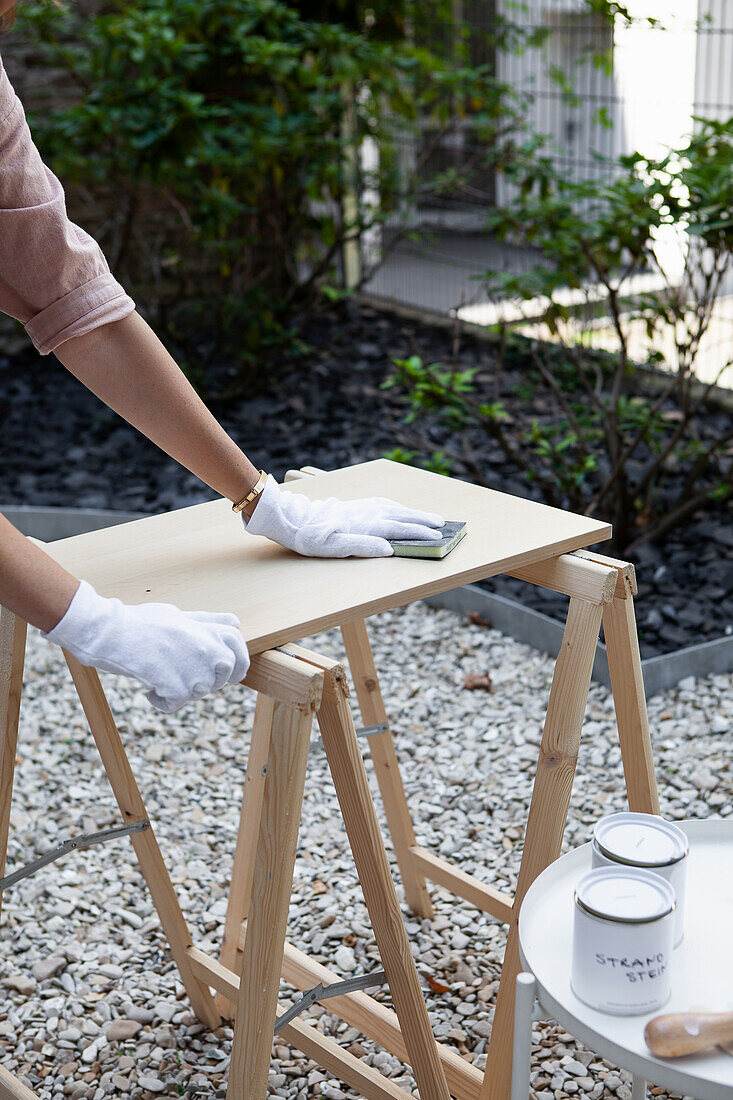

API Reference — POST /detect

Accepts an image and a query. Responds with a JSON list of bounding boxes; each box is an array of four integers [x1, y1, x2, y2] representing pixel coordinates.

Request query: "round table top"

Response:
[[518, 819, 733, 1100]]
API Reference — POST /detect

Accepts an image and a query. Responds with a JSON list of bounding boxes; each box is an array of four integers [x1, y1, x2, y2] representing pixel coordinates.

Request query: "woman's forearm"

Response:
[[55, 311, 262, 510], [0, 512, 79, 632], [2, 313, 266, 633]]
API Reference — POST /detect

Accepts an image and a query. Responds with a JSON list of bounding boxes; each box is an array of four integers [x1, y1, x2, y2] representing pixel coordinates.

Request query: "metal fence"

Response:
[[362, 0, 733, 337]]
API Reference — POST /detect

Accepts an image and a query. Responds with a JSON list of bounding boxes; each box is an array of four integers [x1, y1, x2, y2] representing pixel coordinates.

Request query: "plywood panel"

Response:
[[44, 461, 611, 654]]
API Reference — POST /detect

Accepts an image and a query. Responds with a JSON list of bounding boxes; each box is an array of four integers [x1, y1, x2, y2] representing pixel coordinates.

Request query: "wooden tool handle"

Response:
[[645, 1011, 733, 1057]]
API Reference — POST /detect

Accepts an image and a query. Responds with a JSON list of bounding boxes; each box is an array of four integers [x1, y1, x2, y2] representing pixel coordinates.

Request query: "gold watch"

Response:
[[232, 469, 268, 513]]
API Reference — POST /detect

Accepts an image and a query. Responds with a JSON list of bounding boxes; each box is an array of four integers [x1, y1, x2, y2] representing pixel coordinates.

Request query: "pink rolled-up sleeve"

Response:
[[0, 56, 134, 354]]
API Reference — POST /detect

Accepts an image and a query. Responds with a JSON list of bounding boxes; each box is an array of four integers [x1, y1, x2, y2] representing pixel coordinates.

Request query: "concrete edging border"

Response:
[[4, 505, 146, 542], [6, 506, 732, 698], [423, 585, 733, 698]]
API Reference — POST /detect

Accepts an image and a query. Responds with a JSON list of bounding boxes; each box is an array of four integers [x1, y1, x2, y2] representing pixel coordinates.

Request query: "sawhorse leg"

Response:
[[604, 586, 659, 813], [0, 1066, 38, 1100], [64, 653, 221, 1029], [0, 613, 220, 1095], [284, 645, 451, 1099], [482, 595, 603, 1100], [0, 614, 40, 1100], [0, 608, 26, 925], [228, 697, 315, 1098], [483, 564, 658, 1100], [341, 619, 434, 919], [217, 694, 275, 1015]]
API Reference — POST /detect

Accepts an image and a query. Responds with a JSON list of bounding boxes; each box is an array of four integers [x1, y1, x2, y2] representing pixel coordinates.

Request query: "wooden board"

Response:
[[44, 460, 611, 655]]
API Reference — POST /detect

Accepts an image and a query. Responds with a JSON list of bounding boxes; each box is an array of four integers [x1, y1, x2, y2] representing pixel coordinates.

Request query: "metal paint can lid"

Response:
[[575, 867, 675, 924], [594, 813, 689, 868]]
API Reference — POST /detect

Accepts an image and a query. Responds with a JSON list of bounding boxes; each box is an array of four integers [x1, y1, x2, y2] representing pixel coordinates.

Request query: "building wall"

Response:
[[614, 0, 699, 160], [496, 0, 619, 183], [495, 0, 708, 174], [695, 0, 733, 120]]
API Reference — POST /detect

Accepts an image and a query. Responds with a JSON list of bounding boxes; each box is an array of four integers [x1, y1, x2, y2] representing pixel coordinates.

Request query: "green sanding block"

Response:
[[390, 521, 468, 559]]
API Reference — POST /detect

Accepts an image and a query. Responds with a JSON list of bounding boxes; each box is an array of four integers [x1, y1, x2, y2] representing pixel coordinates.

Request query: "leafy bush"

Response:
[[15, 0, 518, 391], [384, 119, 733, 551]]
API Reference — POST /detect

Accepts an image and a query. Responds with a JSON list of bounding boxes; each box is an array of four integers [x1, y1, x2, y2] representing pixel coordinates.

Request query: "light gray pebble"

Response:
[[333, 946, 356, 973], [58, 1028, 82, 1043], [119, 910, 144, 929], [124, 1006, 156, 1025], [32, 956, 67, 982], [690, 767, 717, 791], [564, 1058, 589, 1076], [81, 1042, 99, 1065], [2, 975, 36, 995], [97, 964, 124, 980], [137, 1076, 165, 1092], [59, 972, 76, 994]]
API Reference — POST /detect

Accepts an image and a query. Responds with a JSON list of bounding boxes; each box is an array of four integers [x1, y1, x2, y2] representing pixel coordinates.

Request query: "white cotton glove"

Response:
[[242, 475, 445, 557], [43, 580, 250, 713]]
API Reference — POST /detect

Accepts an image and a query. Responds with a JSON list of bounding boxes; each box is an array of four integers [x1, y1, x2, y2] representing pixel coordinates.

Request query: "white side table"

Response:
[[513, 819, 733, 1100]]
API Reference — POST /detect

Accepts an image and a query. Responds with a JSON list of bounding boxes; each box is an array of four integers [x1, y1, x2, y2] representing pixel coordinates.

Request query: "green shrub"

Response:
[[384, 119, 733, 550], [16, 0, 517, 392]]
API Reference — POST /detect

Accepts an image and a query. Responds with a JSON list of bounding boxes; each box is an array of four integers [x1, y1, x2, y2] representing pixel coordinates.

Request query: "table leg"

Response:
[[603, 590, 659, 814], [511, 974, 536, 1100], [631, 1075, 646, 1100], [305, 651, 451, 1100], [64, 654, 221, 1030], [217, 694, 275, 1016], [0, 608, 26, 925], [483, 596, 604, 1100], [341, 619, 434, 919], [228, 699, 314, 1099]]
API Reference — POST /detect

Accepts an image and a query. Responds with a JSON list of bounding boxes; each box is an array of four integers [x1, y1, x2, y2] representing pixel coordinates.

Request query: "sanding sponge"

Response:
[[390, 521, 467, 559]]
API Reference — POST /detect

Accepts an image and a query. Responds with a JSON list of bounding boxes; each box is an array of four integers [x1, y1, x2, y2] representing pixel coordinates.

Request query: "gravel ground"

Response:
[[0, 603, 731, 1099]]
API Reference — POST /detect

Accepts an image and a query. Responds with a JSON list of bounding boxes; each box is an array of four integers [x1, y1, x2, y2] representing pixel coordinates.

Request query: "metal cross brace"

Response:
[[274, 969, 388, 1035], [0, 821, 150, 894], [355, 723, 389, 737]]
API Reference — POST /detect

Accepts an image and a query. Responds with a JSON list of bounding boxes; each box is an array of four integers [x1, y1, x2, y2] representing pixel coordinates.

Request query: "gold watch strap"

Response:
[[232, 469, 268, 513]]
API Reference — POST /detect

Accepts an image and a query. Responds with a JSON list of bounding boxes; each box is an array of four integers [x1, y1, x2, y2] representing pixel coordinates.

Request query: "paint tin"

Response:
[[571, 867, 675, 1015], [592, 812, 688, 946]]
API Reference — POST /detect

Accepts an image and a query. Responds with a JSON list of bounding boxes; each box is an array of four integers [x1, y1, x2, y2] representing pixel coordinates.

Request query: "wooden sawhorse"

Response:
[[3, 459, 659, 1099]]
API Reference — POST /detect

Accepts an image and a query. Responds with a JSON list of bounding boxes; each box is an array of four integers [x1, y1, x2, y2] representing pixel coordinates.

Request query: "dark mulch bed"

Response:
[[2, 301, 732, 659]]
